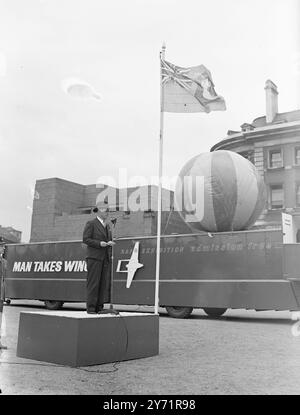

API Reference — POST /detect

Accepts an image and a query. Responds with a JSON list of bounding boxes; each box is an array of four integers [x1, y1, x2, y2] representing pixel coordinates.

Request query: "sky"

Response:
[[0, 0, 299, 242]]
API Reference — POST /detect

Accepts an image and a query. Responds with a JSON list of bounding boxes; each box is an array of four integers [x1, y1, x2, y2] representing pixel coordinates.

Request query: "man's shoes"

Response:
[[98, 309, 120, 315], [87, 310, 97, 314], [97, 309, 109, 314], [96, 305, 104, 313], [107, 309, 120, 315]]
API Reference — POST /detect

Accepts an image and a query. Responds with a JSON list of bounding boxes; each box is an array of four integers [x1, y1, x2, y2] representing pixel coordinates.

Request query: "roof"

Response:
[[252, 110, 300, 127], [0, 225, 22, 243], [211, 109, 300, 151]]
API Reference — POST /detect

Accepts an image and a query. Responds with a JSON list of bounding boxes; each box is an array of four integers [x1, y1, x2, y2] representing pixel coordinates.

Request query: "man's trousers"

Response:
[[86, 258, 110, 312]]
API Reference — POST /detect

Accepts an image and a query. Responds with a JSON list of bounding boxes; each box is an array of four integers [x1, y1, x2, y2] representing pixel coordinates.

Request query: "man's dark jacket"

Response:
[[82, 218, 112, 260]]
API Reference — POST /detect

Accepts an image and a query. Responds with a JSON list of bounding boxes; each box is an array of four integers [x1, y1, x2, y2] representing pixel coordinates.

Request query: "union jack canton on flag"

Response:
[[161, 59, 226, 113]]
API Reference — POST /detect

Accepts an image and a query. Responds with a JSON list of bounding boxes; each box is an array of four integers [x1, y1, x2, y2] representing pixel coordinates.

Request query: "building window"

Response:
[[269, 149, 283, 168], [296, 184, 300, 207], [270, 185, 284, 209], [75, 207, 93, 215], [295, 147, 300, 165]]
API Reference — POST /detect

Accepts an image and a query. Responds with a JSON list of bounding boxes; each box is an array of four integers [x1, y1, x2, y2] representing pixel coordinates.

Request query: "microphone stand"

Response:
[[101, 218, 119, 315], [109, 218, 119, 314], [0, 245, 7, 350]]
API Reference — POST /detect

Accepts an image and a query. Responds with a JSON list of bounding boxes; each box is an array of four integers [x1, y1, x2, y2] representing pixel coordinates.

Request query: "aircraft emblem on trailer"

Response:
[[116, 242, 144, 288]]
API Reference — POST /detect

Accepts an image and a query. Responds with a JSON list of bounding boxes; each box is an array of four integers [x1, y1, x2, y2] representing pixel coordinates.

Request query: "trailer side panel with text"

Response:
[[4, 229, 300, 317]]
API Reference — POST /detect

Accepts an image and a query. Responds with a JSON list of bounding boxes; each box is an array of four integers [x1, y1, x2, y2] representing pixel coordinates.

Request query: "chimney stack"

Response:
[[265, 80, 278, 123]]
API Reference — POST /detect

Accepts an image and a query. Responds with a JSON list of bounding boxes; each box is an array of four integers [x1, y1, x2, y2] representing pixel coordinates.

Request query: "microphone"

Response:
[[111, 218, 117, 227]]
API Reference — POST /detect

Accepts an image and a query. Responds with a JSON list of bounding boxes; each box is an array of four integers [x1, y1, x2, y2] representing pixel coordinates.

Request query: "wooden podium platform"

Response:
[[17, 311, 159, 367]]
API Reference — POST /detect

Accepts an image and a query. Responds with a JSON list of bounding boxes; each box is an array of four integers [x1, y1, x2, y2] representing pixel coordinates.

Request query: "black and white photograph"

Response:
[[0, 0, 300, 400]]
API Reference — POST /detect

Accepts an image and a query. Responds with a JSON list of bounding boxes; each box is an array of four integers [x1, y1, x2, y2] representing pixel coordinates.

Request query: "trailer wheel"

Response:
[[5, 299, 11, 305], [203, 307, 227, 318], [44, 300, 64, 310], [165, 306, 193, 319]]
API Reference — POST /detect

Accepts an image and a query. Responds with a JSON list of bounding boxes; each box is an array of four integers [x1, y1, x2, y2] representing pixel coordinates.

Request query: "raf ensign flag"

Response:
[[161, 59, 226, 113]]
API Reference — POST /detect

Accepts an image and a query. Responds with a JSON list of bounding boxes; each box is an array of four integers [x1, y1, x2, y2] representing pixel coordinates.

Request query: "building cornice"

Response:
[[211, 120, 300, 151]]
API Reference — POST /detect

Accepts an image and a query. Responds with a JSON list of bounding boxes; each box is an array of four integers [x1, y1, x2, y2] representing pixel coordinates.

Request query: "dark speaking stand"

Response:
[[16, 219, 159, 367]]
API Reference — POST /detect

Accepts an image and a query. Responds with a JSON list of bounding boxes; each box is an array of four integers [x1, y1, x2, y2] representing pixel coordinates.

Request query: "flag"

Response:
[[161, 58, 226, 113]]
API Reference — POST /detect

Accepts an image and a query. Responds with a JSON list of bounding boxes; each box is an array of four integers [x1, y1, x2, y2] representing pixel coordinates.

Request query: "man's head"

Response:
[[93, 201, 109, 221]]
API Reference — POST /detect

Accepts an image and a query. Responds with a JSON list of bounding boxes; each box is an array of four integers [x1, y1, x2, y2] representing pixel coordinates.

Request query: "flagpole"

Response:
[[154, 42, 166, 315]]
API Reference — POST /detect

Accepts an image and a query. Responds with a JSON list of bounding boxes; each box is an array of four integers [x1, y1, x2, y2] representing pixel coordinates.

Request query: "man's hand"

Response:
[[100, 241, 108, 247], [107, 241, 116, 246]]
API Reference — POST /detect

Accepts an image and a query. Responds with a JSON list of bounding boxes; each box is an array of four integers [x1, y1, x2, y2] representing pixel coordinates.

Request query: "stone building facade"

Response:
[[30, 178, 190, 242], [211, 80, 300, 229]]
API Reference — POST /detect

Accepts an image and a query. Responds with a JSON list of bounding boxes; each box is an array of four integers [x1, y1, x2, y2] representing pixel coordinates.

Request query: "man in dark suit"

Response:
[[83, 201, 115, 314]]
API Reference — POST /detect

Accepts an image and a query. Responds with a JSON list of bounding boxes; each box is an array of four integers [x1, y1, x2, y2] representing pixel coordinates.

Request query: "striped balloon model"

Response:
[[175, 150, 266, 232]]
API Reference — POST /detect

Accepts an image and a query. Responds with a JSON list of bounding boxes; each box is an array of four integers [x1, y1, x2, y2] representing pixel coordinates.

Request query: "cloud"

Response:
[[61, 77, 102, 100]]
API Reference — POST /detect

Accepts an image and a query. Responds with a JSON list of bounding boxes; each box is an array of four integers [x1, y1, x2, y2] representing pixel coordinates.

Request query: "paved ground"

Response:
[[1, 301, 300, 395]]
